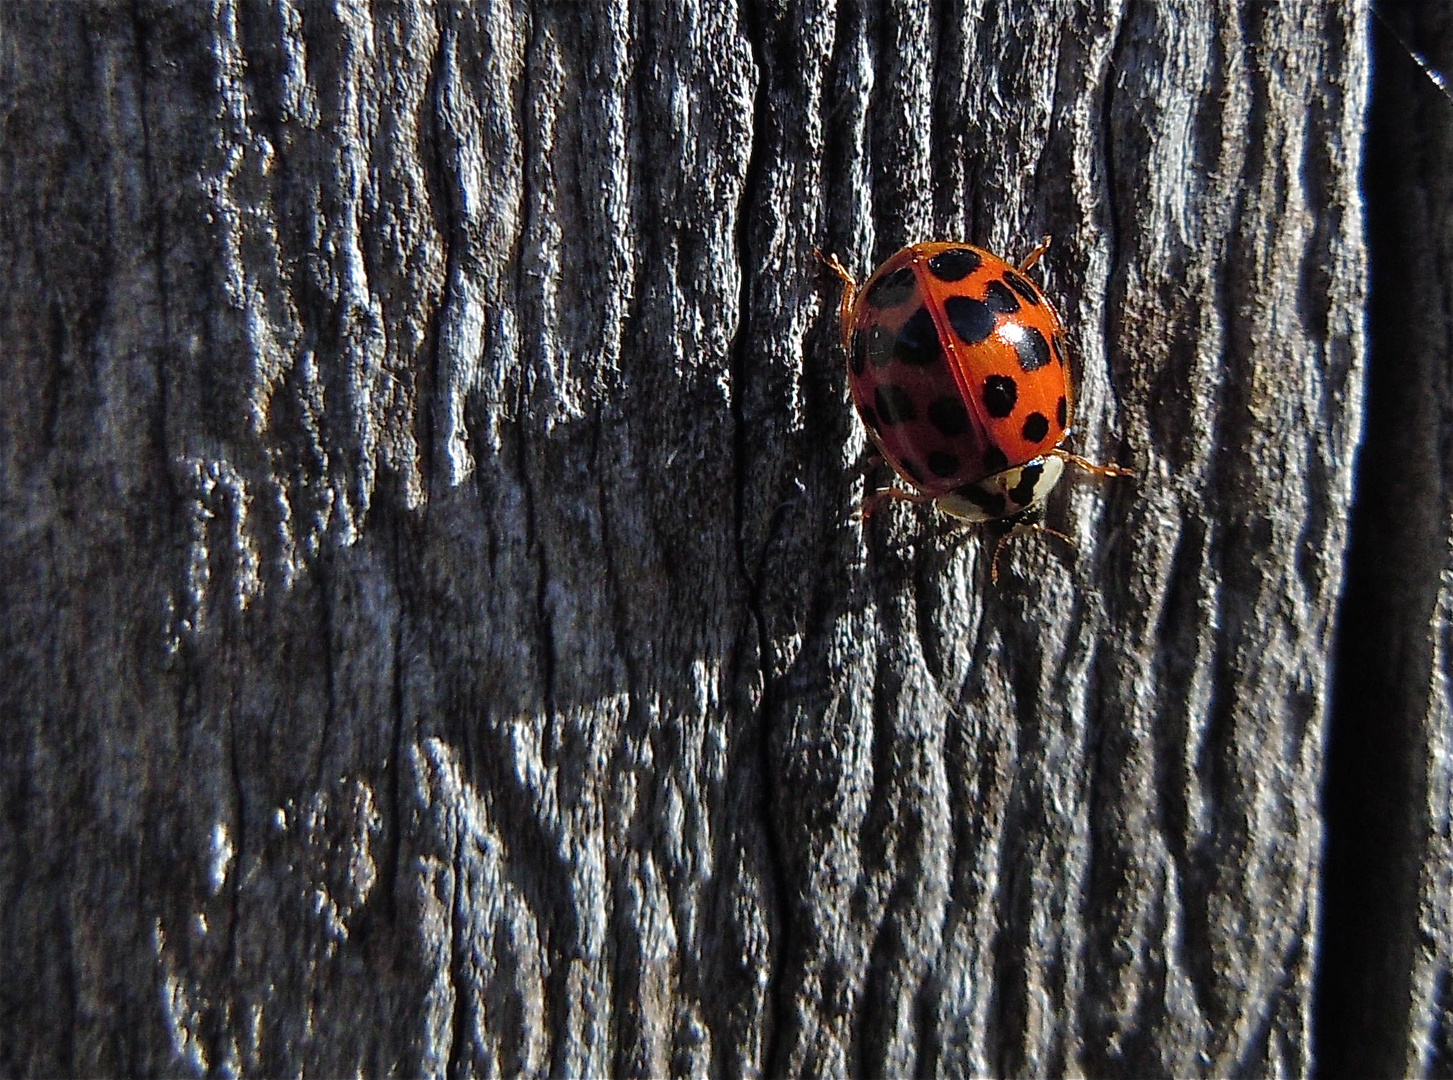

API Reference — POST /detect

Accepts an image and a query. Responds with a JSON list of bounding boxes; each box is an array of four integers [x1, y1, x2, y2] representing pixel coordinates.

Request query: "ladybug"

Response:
[[818, 237, 1129, 580]]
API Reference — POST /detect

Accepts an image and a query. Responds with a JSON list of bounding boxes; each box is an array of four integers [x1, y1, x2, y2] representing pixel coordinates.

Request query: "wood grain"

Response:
[[0, 2, 1379, 1076]]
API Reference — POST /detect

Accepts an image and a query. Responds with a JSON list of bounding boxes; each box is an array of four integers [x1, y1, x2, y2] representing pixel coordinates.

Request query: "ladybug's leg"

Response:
[[861, 485, 933, 521], [1051, 448, 1134, 479], [815, 248, 859, 351], [991, 522, 1077, 585], [1018, 234, 1053, 274]]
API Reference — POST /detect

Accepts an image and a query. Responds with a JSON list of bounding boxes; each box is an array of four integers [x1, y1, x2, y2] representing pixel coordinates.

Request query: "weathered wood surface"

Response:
[[0, 1, 1385, 1076]]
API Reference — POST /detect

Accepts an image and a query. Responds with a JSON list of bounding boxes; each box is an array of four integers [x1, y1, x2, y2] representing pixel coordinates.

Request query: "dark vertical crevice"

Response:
[[127, 0, 179, 518], [506, 0, 557, 737], [591, 404, 637, 1080], [726, 0, 785, 1075], [421, 15, 455, 495], [1096, 7, 1132, 330], [1315, 6, 1451, 1078], [385, 515, 406, 926], [314, 547, 338, 791], [445, 826, 470, 1080]]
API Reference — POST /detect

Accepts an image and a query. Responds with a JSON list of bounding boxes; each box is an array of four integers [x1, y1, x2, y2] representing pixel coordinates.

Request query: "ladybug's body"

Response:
[[820, 238, 1128, 576]]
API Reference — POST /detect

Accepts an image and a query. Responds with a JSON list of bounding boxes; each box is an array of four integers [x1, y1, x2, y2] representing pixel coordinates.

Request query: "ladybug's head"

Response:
[[934, 454, 1066, 523]]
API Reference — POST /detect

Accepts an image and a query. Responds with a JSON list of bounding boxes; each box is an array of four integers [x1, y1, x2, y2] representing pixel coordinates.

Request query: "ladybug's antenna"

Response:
[[1372, 4, 1453, 106]]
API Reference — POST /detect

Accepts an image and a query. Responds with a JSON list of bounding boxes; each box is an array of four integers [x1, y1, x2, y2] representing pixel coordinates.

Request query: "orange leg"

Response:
[[814, 248, 859, 352], [861, 485, 933, 521], [991, 522, 1077, 586], [1018, 234, 1053, 274], [1051, 448, 1134, 479]]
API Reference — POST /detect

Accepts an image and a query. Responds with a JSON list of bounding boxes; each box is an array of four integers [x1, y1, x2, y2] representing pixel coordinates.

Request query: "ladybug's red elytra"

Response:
[[818, 238, 1130, 581]]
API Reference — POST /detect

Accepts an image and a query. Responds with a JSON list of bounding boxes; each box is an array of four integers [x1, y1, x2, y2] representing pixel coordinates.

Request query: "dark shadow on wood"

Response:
[[1316, 6, 1451, 1078]]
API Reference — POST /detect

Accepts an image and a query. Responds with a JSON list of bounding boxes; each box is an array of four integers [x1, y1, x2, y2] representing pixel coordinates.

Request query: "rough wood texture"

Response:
[[0, 2, 1370, 1077]]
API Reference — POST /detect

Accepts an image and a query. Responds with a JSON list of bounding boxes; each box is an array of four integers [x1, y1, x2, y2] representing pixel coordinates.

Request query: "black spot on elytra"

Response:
[[984, 279, 1021, 314], [900, 458, 923, 482], [1014, 326, 1052, 372], [1003, 269, 1040, 306], [859, 404, 880, 432], [1022, 412, 1050, 443], [893, 308, 940, 366], [1009, 463, 1044, 508], [1056, 395, 1067, 429], [927, 450, 960, 477], [984, 446, 1009, 474], [982, 375, 1017, 418], [928, 396, 971, 436], [867, 267, 915, 309], [955, 483, 1006, 517], [944, 295, 996, 346], [876, 384, 916, 425], [866, 325, 895, 368], [927, 248, 981, 282]]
